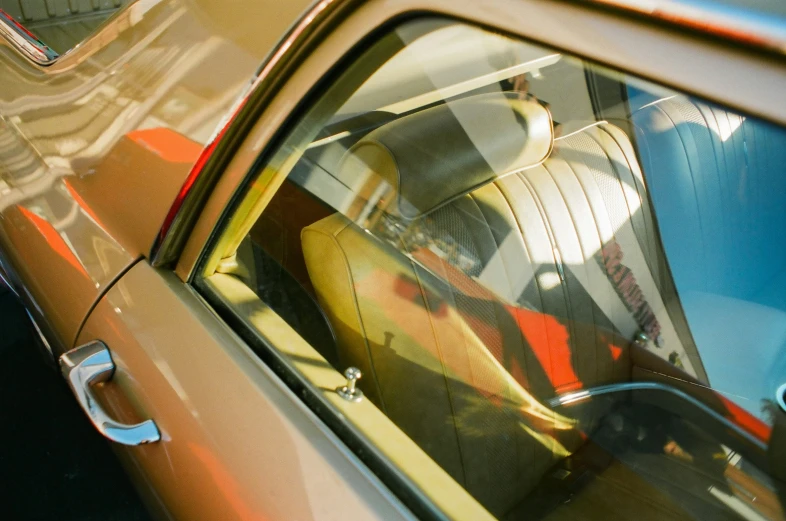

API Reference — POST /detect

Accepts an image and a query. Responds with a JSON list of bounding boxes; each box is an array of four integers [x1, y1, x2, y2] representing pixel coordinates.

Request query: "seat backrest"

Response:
[[632, 95, 786, 305], [631, 93, 786, 420], [302, 92, 693, 516]]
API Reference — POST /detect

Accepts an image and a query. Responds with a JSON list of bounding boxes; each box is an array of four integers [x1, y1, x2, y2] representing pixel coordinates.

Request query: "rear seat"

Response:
[[631, 92, 786, 418]]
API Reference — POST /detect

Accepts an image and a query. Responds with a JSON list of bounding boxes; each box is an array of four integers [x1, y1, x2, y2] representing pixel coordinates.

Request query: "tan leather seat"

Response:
[[302, 92, 702, 516]]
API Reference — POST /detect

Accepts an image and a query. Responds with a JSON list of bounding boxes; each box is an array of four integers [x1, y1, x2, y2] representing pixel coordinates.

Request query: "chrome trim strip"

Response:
[[548, 381, 767, 451], [580, 0, 786, 55], [0, 8, 58, 65], [0, 266, 18, 299], [25, 308, 53, 357]]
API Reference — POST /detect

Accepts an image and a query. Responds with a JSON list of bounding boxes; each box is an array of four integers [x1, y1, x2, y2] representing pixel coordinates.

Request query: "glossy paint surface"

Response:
[[0, 0, 311, 349], [77, 261, 413, 521], [1, 0, 785, 519]]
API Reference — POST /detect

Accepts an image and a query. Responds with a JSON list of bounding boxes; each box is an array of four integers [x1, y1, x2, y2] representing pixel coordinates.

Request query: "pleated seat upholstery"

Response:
[[302, 91, 697, 516], [632, 94, 786, 418]]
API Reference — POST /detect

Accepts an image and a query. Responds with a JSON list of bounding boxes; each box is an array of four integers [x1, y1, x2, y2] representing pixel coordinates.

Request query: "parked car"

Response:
[[1, 0, 785, 519]]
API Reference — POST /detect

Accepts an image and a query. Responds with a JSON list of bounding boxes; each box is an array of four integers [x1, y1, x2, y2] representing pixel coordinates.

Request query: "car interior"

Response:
[[207, 19, 786, 521]]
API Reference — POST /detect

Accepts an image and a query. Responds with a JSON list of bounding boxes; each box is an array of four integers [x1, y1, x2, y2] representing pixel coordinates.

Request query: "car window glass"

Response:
[[199, 17, 786, 521], [0, 0, 131, 56]]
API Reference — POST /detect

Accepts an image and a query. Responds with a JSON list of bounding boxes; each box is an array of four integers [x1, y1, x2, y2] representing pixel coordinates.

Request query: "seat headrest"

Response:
[[339, 92, 554, 221]]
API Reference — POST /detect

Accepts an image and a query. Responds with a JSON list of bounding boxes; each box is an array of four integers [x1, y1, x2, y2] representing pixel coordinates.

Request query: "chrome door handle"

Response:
[[59, 341, 160, 445]]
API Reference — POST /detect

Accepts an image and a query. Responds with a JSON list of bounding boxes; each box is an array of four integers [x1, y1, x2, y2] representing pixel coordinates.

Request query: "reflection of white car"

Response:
[[1, 0, 785, 520]]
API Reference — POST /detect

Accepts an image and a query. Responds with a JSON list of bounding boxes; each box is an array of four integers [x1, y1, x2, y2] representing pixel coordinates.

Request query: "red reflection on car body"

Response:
[[127, 128, 203, 164], [17, 206, 87, 276]]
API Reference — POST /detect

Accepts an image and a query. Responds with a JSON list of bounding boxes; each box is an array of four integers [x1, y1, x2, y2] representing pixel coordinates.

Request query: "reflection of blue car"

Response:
[[0, 1, 785, 520], [631, 88, 786, 424]]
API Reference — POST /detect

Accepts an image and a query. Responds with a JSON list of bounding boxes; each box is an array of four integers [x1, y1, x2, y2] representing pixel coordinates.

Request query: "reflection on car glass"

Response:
[[0, 0, 130, 55], [211, 17, 786, 521]]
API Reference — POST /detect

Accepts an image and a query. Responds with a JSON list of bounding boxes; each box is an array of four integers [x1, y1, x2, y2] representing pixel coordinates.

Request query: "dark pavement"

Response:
[[0, 289, 152, 521]]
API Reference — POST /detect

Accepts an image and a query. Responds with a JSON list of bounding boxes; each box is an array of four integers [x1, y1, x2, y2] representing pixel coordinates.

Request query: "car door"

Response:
[[68, 2, 478, 520], [74, 260, 417, 521], [72, 1, 786, 520]]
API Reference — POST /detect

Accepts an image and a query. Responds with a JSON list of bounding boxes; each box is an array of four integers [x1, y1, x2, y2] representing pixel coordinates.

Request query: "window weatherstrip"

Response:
[[0, 9, 58, 65]]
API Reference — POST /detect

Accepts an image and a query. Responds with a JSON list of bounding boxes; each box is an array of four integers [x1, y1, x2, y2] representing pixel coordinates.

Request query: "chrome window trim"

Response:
[[0, 8, 59, 65], [25, 308, 54, 357], [548, 382, 768, 451]]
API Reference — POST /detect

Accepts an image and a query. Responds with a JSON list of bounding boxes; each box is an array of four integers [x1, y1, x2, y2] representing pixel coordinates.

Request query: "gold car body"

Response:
[[1, 0, 786, 520]]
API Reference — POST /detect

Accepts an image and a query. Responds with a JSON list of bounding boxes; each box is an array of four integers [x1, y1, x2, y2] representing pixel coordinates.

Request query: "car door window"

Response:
[[195, 17, 786, 521]]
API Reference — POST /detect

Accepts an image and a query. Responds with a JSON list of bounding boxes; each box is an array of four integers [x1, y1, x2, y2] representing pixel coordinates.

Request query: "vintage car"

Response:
[[1, 0, 785, 519]]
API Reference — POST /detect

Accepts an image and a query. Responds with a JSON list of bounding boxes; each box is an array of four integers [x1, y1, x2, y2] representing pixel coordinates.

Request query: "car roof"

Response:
[[583, 0, 786, 56], [714, 0, 786, 18]]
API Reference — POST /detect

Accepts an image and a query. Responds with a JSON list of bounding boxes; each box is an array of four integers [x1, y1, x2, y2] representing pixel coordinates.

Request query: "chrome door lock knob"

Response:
[[632, 332, 650, 349], [337, 367, 363, 402]]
